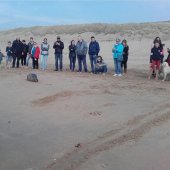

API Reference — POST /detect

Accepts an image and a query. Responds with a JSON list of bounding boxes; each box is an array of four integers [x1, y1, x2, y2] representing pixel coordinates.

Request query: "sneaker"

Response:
[[118, 74, 122, 77], [113, 74, 118, 77]]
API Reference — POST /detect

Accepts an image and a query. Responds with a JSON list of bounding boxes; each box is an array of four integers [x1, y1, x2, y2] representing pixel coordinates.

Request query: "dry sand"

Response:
[[0, 23, 170, 170]]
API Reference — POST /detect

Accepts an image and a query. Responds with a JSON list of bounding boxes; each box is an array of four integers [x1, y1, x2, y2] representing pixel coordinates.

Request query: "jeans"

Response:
[[95, 65, 107, 74], [6, 55, 13, 65], [21, 54, 27, 66], [114, 58, 122, 74], [12, 54, 21, 68], [32, 57, 39, 69], [69, 55, 76, 71], [55, 54, 63, 70], [40, 55, 48, 70], [89, 55, 97, 73], [77, 55, 88, 72], [26, 54, 32, 67]]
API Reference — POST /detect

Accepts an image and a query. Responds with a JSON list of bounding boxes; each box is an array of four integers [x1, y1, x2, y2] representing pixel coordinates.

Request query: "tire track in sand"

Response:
[[45, 102, 170, 170]]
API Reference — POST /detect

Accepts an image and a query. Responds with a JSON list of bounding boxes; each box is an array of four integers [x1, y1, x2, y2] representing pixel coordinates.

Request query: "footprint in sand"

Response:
[[89, 111, 102, 116]]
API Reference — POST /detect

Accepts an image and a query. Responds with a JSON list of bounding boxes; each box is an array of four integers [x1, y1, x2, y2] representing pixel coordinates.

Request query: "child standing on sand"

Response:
[[148, 41, 162, 80], [6, 41, 13, 69], [31, 42, 40, 69]]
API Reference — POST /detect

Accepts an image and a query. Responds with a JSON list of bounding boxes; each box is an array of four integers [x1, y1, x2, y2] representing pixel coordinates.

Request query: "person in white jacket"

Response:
[[40, 38, 49, 70]]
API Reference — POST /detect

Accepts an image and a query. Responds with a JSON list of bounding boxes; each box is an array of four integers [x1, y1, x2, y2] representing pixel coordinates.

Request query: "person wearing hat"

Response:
[[112, 38, 124, 77], [53, 36, 64, 71], [21, 40, 28, 67], [88, 36, 100, 73]]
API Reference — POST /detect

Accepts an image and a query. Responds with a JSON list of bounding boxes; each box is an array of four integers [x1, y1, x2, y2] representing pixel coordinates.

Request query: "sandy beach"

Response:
[[0, 23, 170, 170]]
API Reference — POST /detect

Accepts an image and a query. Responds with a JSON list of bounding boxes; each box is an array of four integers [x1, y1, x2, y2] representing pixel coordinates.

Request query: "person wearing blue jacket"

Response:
[[112, 38, 124, 77], [88, 36, 100, 73]]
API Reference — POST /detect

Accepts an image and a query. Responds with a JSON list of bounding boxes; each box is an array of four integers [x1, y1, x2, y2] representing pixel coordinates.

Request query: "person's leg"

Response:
[[20, 55, 23, 66], [82, 55, 88, 72], [118, 61, 122, 75], [16, 54, 21, 68], [55, 54, 58, 70], [36, 59, 39, 69], [40, 55, 43, 70], [89, 55, 94, 73], [77, 55, 82, 72], [23, 54, 27, 66], [59, 54, 63, 71], [26, 54, 30, 66], [6, 55, 9, 67], [124, 60, 127, 73], [73, 56, 76, 71], [32, 57, 35, 69], [70, 56, 73, 71], [148, 61, 154, 80], [44, 55, 48, 70], [155, 61, 160, 80], [103, 65, 107, 73], [12, 55, 16, 68], [114, 58, 118, 75], [95, 67, 99, 74], [9, 56, 13, 69], [69, 55, 72, 70]]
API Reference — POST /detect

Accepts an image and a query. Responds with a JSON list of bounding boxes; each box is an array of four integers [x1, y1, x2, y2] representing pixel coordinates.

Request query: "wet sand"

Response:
[[0, 67, 170, 170]]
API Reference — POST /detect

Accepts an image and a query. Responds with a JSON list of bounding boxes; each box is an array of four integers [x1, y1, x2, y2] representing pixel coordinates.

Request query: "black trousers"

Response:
[[12, 53, 21, 68], [32, 57, 39, 69], [21, 54, 27, 66]]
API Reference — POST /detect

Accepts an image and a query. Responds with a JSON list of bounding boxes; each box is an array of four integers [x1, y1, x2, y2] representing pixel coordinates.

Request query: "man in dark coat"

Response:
[[53, 36, 64, 71], [12, 37, 23, 68]]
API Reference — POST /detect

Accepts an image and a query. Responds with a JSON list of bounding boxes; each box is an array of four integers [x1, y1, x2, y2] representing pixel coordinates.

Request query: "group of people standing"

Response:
[[2, 35, 130, 76], [5, 37, 49, 70]]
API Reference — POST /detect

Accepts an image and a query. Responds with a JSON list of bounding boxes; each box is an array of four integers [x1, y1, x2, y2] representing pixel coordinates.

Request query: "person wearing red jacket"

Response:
[[31, 42, 40, 69]]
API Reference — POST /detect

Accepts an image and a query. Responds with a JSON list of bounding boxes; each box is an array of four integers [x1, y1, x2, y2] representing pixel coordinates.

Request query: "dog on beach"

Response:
[[161, 62, 170, 81]]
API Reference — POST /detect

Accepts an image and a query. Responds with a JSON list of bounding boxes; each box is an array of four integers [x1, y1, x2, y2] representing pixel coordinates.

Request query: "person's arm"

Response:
[[47, 44, 50, 51], [53, 42, 56, 49], [84, 42, 88, 55], [96, 42, 100, 55], [60, 42, 64, 50]]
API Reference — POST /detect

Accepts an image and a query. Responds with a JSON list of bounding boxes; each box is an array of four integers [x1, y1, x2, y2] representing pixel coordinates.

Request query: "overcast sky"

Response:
[[0, 0, 170, 30]]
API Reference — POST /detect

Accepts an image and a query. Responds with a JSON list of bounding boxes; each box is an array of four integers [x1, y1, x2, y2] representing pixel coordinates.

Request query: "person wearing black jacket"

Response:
[[148, 42, 162, 80], [121, 39, 129, 73], [53, 36, 64, 71], [21, 40, 28, 67], [12, 37, 23, 68], [153, 37, 164, 63], [69, 40, 76, 71]]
